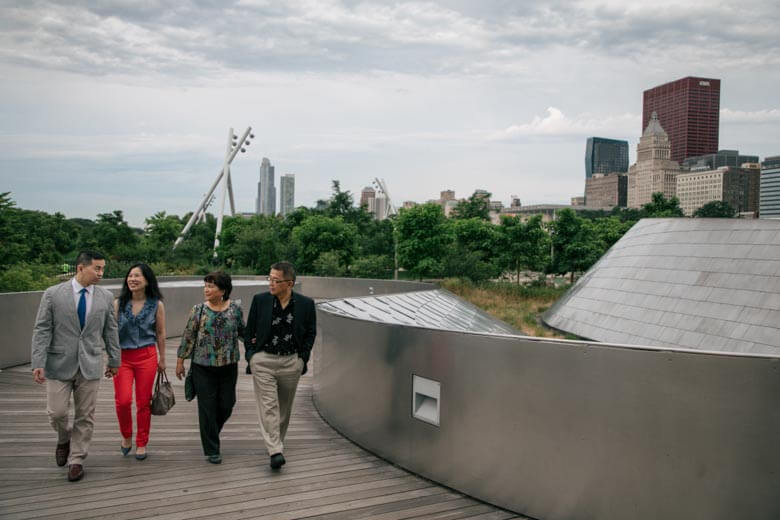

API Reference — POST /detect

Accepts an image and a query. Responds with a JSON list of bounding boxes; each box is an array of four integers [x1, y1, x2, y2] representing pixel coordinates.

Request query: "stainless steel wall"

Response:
[[0, 291, 52, 370], [297, 276, 432, 299], [314, 310, 780, 520], [0, 276, 432, 368]]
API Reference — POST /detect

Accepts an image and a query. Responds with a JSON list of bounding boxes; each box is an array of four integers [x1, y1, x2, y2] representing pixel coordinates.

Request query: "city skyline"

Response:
[[1, 1, 778, 227]]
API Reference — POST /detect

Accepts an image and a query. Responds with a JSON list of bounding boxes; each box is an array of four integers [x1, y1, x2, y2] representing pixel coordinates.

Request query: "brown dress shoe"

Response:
[[55, 441, 70, 467], [67, 464, 84, 482]]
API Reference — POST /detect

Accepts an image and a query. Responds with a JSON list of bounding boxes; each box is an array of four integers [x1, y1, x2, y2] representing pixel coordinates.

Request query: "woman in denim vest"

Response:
[[113, 263, 166, 460]]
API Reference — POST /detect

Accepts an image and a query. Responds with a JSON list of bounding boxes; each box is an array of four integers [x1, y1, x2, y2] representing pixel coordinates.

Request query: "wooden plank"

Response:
[[0, 338, 522, 520]]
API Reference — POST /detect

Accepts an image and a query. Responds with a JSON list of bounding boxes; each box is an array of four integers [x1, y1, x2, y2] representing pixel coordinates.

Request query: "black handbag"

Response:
[[184, 304, 203, 402], [150, 370, 175, 415], [184, 367, 196, 401]]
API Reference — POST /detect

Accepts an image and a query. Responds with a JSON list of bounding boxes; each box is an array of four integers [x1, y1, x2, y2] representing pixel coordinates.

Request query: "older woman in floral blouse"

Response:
[[176, 271, 244, 464]]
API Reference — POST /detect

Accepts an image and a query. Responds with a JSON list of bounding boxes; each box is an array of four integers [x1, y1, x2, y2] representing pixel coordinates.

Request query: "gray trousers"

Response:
[[46, 370, 100, 465], [250, 351, 303, 455]]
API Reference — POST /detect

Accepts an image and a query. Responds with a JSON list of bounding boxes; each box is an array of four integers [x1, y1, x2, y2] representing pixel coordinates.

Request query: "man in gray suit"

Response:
[[31, 250, 121, 482]]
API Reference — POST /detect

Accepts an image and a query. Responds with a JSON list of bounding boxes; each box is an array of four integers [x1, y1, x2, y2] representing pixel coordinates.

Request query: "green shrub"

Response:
[[350, 255, 393, 279], [313, 252, 345, 276], [0, 264, 59, 292]]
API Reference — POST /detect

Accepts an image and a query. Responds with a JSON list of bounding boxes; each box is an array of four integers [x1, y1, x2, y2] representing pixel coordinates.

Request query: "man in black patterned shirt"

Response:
[[245, 261, 316, 469]]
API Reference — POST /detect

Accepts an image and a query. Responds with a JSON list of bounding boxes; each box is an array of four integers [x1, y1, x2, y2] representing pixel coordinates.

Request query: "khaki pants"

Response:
[[250, 352, 303, 455], [47, 370, 100, 465]]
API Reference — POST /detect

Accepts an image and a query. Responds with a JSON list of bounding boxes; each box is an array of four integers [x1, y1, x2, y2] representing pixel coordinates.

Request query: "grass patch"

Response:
[[439, 277, 571, 338]]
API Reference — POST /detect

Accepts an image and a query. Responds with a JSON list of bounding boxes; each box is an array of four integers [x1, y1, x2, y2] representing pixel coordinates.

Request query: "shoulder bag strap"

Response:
[[191, 303, 204, 361]]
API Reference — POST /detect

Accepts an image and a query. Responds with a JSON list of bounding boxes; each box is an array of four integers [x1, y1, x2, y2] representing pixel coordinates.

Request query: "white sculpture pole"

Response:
[[213, 128, 234, 256], [173, 126, 253, 250], [373, 177, 399, 278]]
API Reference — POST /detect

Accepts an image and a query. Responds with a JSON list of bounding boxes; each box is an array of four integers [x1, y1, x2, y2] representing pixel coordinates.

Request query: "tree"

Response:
[[291, 215, 358, 273], [498, 215, 550, 283], [145, 212, 183, 248], [396, 203, 451, 280], [0, 193, 80, 266], [79, 210, 140, 259], [0, 264, 59, 292], [642, 192, 684, 217], [589, 216, 634, 250], [359, 218, 394, 258], [443, 218, 502, 281], [350, 254, 393, 279], [451, 191, 491, 221], [0, 192, 28, 266], [325, 180, 354, 217], [548, 209, 602, 282], [313, 251, 346, 276], [143, 212, 184, 262], [217, 215, 285, 272], [693, 200, 736, 218], [23, 211, 80, 264], [610, 205, 643, 223], [171, 213, 217, 267]]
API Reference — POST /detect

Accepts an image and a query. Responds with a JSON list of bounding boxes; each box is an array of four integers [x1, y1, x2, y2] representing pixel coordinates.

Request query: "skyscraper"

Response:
[[279, 174, 295, 217], [373, 193, 388, 220], [642, 76, 720, 164], [760, 156, 780, 219], [584, 137, 629, 178], [256, 157, 276, 216], [627, 112, 681, 208], [360, 187, 376, 209]]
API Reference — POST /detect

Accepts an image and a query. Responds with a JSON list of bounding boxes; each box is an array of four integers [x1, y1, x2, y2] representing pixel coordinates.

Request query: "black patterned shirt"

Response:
[[261, 297, 295, 355]]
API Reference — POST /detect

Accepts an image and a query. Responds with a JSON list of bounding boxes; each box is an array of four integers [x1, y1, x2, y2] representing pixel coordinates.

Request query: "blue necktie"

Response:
[[77, 288, 87, 330]]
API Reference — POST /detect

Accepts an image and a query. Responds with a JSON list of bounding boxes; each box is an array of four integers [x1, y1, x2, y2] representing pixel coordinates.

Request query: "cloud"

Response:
[[721, 108, 780, 123], [0, 132, 217, 160], [1, 0, 778, 80], [487, 107, 638, 141], [2, 0, 779, 227]]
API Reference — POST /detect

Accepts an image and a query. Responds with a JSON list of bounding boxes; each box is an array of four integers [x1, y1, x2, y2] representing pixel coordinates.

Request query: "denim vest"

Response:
[[118, 298, 158, 349]]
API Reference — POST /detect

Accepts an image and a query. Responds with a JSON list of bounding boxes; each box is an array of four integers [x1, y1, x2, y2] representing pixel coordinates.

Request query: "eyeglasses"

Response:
[[266, 276, 292, 285]]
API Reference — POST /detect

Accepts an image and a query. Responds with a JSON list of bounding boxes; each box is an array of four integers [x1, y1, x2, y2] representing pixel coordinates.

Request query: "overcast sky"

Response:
[[2, 0, 779, 226]]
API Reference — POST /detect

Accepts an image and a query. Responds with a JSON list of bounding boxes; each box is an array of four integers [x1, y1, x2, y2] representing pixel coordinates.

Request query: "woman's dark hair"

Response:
[[118, 263, 163, 311], [204, 271, 232, 300]]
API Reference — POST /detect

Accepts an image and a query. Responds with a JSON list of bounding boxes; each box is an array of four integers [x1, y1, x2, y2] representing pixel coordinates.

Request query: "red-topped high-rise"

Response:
[[642, 77, 720, 164]]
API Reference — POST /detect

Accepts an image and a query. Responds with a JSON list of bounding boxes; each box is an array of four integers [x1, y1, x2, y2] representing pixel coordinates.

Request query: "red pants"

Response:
[[113, 345, 158, 447]]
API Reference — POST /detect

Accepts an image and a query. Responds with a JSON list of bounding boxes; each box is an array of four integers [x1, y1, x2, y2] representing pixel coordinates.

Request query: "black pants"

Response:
[[192, 363, 238, 456]]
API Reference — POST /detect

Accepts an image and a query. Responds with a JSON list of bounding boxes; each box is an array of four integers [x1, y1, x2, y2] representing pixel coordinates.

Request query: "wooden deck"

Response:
[[0, 342, 524, 520]]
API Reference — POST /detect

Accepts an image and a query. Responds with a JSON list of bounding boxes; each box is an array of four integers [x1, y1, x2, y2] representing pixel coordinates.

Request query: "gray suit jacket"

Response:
[[31, 280, 121, 380]]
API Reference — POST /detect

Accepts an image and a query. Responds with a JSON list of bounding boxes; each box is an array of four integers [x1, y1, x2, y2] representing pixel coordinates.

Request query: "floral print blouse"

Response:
[[177, 301, 245, 367]]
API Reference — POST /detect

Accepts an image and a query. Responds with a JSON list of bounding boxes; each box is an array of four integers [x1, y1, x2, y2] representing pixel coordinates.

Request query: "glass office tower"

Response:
[[585, 137, 629, 178]]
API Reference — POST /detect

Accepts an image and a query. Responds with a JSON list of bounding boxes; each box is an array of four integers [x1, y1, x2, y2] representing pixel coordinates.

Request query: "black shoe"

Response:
[[270, 453, 285, 469], [56, 441, 70, 467], [207, 454, 222, 464]]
